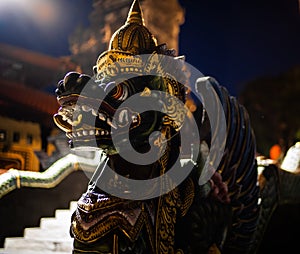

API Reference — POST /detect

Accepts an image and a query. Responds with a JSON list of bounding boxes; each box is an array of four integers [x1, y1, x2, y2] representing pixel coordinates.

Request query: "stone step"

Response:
[[54, 209, 73, 220], [39, 203, 76, 230], [39, 217, 71, 230], [0, 249, 70, 254], [2, 201, 77, 253], [24, 227, 71, 240], [4, 238, 72, 252], [69, 201, 77, 212]]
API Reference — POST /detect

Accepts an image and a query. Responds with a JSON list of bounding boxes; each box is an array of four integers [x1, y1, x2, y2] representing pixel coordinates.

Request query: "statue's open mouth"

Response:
[[54, 97, 140, 131], [53, 95, 143, 153], [53, 74, 168, 160]]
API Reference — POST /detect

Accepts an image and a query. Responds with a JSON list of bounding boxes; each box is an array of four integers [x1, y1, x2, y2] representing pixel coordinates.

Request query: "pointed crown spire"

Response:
[[126, 0, 145, 25], [107, 0, 157, 55]]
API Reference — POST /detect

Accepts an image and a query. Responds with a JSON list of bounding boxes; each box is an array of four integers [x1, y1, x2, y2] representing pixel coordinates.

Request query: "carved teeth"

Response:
[[81, 105, 98, 116], [118, 109, 129, 125], [82, 105, 91, 112], [132, 115, 138, 123], [98, 113, 106, 121], [62, 115, 68, 121], [91, 109, 98, 116], [93, 129, 111, 136], [72, 114, 82, 127], [71, 129, 111, 137], [74, 105, 81, 111], [65, 114, 82, 126], [73, 130, 97, 136], [107, 118, 117, 129]]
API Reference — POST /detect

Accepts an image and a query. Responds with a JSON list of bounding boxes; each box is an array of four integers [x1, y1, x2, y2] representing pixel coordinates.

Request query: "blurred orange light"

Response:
[[269, 144, 282, 160]]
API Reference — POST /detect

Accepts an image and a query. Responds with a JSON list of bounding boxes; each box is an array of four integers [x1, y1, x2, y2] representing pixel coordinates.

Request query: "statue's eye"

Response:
[[111, 84, 128, 101]]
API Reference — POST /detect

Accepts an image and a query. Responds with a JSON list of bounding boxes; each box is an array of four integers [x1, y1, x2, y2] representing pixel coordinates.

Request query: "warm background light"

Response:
[[0, 0, 60, 29]]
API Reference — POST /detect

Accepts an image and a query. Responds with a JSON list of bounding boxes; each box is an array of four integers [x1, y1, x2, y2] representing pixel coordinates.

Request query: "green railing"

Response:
[[0, 152, 101, 199]]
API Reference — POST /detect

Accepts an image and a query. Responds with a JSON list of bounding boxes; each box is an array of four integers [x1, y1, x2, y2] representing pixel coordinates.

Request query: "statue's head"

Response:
[[53, 0, 188, 161]]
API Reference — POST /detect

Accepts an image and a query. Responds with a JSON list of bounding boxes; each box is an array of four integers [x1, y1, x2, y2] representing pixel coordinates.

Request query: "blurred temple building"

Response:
[[0, 43, 76, 172]]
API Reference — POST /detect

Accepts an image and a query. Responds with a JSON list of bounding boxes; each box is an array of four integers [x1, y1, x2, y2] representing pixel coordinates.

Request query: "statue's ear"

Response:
[[194, 76, 219, 98]]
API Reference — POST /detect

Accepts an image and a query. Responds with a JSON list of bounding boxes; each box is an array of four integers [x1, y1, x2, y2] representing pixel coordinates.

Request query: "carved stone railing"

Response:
[[0, 152, 102, 199]]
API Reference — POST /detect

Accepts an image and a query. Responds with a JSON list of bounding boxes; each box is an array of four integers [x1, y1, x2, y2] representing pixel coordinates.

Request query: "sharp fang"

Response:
[[74, 105, 81, 111], [132, 115, 138, 123], [99, 113, 106, 121], [119, 109, 129, 125], [107, 118, 117, 129], [73, 114, 82, 126], [82, 105, 91, 112], [95, 129, 100, 135], [92, 109, 98, 116]]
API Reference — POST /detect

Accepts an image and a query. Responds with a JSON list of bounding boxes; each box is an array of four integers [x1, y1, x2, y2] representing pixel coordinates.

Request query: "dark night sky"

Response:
[[179, 0, 300, 95], [0, 0, 300, 96]]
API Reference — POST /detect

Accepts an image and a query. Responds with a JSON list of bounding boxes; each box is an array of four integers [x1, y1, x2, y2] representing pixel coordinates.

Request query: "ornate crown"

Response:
[[94, 0, 157, 77], [93, 0, 186, 83], [93, 0, 188, 130]]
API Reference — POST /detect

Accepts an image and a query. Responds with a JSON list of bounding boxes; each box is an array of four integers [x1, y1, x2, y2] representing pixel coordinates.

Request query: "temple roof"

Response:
[[0, 79, 58, 126], [0, 43, 76, 72], [0, 43, 77, 126]]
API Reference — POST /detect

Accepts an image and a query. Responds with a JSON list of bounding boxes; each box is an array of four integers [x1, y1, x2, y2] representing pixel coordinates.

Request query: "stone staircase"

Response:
[[0, 201, 77, 254]]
